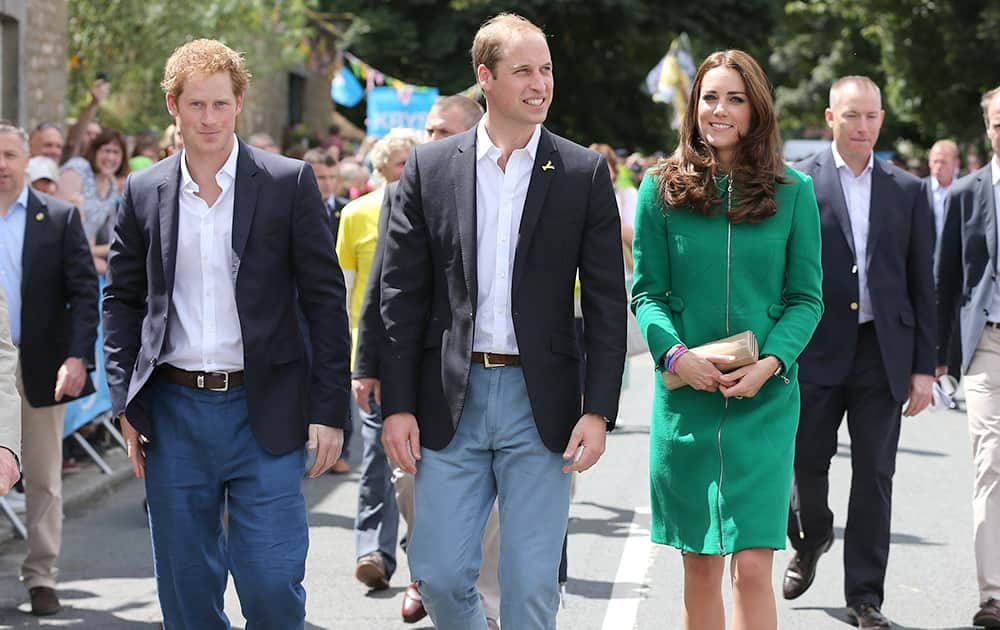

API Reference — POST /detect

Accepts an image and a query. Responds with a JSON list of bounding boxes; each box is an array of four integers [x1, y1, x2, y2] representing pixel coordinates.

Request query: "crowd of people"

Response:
[[0, 9, 998, 630]]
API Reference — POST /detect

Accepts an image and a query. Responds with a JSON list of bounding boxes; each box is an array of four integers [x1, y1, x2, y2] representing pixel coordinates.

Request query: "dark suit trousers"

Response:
[[790, 322, 903, 608]]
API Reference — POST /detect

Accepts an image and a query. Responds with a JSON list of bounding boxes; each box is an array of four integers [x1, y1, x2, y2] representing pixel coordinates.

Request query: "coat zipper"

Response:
[[716, 174, 733, 554]]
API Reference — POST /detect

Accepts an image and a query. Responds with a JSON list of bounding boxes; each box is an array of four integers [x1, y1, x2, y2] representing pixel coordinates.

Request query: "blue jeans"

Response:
[[409, 365, 571, 630], [354, 392, 399, 574], [143, 378, 308, 630]]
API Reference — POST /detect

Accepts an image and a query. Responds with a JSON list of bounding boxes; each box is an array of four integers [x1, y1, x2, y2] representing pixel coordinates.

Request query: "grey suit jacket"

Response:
[[0, 285, 21, 465], [937, 164, 998, 371]]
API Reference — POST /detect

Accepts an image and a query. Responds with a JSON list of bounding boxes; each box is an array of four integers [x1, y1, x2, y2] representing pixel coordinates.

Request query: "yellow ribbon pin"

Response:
[[35, 213, 44, 221], [542, 160, 555, 171]]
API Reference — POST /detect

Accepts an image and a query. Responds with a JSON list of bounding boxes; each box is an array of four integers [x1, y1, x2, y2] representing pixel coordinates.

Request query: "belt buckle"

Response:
[[482, 353, 502, 369], [197, 371, 230, 391]]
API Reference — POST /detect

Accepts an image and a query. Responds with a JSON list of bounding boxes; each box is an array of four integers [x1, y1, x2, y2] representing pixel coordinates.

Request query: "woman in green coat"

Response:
[[631, 50, 824, 629]]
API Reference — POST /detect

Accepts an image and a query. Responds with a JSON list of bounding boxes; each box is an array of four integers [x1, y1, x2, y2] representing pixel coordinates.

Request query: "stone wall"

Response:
[[0, 0, 67, 129]]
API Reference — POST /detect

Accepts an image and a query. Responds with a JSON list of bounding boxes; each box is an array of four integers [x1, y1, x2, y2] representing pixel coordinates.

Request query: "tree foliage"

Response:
[[67, 0, 315, 132], [325, 0, 778, 152]]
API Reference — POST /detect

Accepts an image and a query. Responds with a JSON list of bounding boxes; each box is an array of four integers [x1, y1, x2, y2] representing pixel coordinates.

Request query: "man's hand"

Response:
[[120, 414, 145, 478], [718, 356, 780, 399], [382, 412, 421, 475], [935, 365, 948, 378], [0, 448, 18, 496], [671, 351, 734, 392], [562, 413, 607, 474], [306, 424, 344, 478], [90, 78, 110, 105], [351, 378, 381, 414], [903, 373, 935, 417], [54, 357, 87, 401]]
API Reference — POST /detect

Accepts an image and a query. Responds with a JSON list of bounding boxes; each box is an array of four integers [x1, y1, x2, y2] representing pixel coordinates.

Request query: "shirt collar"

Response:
[[475, 121, 542, 163], [831, 143, 874, 177], [13, 185, 28, 212], [179, 135, 240, 192], [992, 155, 1000, 186], [931, 177, 948, 193]]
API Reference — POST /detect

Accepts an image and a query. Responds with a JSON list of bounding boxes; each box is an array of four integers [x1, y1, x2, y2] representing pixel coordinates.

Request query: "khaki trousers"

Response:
[[963, 326, 1000, 604], [16, 367, 65, 590], [395, 469, 501, 620]]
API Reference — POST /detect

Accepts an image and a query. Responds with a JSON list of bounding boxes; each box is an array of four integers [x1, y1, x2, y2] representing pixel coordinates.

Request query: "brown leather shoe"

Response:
[[354, 552, 389, 590], [782, 533, 834, 600], [974, 598, 1000, 628], [847, 603, 891, 629], [29, 586, 62, 616], [401, 581, 427, 623]]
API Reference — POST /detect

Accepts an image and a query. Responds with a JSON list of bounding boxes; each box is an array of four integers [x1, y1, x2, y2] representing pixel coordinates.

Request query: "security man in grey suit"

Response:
[[936, 84, 1000, 628]]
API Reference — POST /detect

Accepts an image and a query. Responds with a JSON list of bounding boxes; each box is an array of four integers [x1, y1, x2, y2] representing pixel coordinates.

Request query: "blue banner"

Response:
[[63, 276, 112, 437], [331, 65, 365, 107], [366, 86, 439, 138]]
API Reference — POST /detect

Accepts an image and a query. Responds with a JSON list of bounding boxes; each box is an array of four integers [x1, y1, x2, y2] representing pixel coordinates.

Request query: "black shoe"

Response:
[[847, 603, 891, 629], [782, 533, 833, 600], [974, 598, 1000, 628], [28, 587, 62, 616]]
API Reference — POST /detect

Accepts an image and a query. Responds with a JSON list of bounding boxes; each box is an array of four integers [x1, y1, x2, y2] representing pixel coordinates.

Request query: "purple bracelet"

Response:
[[666, 346, 688, 373]]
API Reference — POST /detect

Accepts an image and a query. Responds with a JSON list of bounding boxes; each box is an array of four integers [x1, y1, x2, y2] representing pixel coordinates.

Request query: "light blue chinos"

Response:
[[142, 377, 309, 630], [409, 364, 572, 630]]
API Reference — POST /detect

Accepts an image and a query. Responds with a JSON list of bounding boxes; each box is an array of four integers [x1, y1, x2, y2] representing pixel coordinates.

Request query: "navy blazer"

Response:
[[103, 140, 352, 455], [937, 164, 998, 372], [19, 190, 99, 408], [379, 126, 626, 453], [795, 149, 936, 401]]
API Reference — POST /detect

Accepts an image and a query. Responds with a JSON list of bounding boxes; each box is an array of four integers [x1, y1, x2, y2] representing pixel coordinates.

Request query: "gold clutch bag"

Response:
[[662, 330, 759, 390]]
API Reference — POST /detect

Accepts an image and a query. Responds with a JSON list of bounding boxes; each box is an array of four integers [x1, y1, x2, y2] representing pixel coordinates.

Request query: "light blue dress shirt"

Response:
[[0, 186, 27, 345]]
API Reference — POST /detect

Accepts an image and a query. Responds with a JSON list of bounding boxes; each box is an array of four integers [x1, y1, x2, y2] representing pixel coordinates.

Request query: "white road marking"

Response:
[[600, 506, 654, 630]]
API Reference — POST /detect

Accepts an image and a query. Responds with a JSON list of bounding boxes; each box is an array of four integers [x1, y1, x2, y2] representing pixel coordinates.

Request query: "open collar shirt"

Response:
[[161, 138, 244, 372], [832, 144, 875, 324], [0, 185, 27, 345], [473, 122, 541, 355]]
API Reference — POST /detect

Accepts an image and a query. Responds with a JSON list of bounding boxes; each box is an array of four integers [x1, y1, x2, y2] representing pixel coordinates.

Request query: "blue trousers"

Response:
[[354, 392, 399, 574], [409, 365, 571, 630], [143, 378, 308, 630]]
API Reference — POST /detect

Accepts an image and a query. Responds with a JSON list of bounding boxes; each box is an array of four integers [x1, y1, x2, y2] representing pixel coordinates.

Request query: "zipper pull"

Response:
[[779, 374, 791, 385]]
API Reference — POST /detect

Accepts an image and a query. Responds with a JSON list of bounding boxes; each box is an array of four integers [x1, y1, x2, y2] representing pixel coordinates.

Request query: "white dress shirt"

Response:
[[472, 122, 541, 355], [832, 144, 875, 324], [931, 176, 952, 244], [160, 138, 244, 372], [988, 157, 1000, 320]]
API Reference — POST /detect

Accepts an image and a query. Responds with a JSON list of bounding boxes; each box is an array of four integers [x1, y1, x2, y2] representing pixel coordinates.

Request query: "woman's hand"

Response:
[[718, 356, 780, 399], [670, 351, 734, 392]]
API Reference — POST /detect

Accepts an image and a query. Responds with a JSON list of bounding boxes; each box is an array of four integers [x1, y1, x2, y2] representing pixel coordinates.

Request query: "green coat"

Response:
[[631, 166, 823, 554]]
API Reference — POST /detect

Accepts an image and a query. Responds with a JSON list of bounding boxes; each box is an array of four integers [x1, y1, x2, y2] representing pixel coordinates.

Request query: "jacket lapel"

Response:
[[231, 140, 259, 268], [980, 167, 997, 268], [21, 190, 45, 300], [512, 128, 558, 294], [866, 158, 891, 272], [157, 157, 182, 298], [816, 150, 856, 260], [453, 129, 478, 309]]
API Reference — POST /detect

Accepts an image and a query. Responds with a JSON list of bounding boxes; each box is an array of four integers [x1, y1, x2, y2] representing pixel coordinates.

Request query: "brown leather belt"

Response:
[[158, 364, 244, 391], [471, 352, 520, 368]]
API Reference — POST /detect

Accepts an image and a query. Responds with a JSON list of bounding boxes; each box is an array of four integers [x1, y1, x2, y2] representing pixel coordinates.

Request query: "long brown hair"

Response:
[[654, 50, 784, 223]]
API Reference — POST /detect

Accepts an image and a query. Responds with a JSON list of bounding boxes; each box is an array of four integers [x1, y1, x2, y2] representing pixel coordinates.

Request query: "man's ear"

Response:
[[476, 64, 492, 90], [166, 94, 178, 118]]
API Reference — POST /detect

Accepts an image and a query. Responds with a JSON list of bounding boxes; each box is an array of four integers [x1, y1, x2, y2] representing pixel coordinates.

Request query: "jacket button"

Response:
[[163, 314, 168, 321], [851, 264, 858, 274], [850, 302, 859, 311]]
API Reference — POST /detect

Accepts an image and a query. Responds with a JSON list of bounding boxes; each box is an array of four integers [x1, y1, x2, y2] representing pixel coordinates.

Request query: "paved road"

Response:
[[0, 355, 982, 628]]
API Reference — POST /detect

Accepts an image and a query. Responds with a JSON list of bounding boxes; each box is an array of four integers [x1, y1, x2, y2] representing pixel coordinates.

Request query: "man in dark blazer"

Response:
[[379, 14, 625, 630], [783, 77, 936, 628], [0, 121, 98, 616], [103, 40, 350, 629], [936, 85, 1000, 628]]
